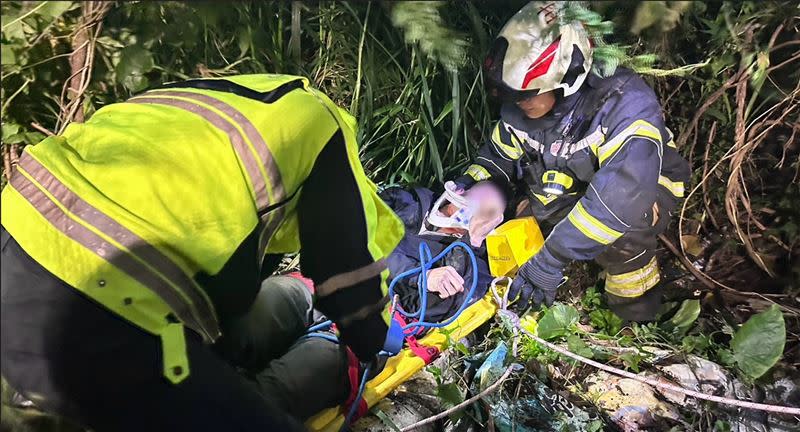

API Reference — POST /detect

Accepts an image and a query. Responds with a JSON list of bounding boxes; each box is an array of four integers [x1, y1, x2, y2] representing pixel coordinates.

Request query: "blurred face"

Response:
[[438, 182, 506, 237], [516, 91, 556, 119], [465, 182, 506, 219]]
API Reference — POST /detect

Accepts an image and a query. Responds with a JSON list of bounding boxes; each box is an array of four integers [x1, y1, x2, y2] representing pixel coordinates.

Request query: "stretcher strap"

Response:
[[343, 348, 369, 420], [393, 312, 440, 364]]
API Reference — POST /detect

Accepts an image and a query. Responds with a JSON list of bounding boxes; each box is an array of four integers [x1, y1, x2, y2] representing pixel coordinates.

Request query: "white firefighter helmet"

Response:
[[484, 1, 593, 98]]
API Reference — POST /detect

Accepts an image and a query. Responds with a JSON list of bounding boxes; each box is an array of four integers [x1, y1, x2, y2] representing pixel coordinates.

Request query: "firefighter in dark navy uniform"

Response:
[[451, 1, 690, 321]]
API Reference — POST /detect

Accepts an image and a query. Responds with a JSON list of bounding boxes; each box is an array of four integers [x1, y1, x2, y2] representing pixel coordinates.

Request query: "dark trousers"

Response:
[[518, 195, 674, 321], [1, 229, 348, 431]]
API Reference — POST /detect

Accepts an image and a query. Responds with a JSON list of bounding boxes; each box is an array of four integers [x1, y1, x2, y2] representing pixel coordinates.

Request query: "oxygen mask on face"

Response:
[[426, 184, 475, 231]]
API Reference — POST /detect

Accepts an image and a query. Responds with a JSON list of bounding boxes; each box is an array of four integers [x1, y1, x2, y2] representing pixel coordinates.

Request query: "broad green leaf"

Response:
[[664, 299, 701, 333], [436, 382, 463, 407], [681, 334, 710, 354], [37, 1, 75, 20], [716, 348, 736, 367], [566, 334, 593, 359], [537, 303, 579, 340], [589, 309, 623, 335], [1, 123, 21, 140], [731, 305, 785, 378], [1, 44, 16, 65], [115, 45, 154, 92]]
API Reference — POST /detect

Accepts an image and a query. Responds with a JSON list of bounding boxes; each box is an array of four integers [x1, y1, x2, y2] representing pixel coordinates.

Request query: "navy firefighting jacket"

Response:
[[455, 68, 690, 283]]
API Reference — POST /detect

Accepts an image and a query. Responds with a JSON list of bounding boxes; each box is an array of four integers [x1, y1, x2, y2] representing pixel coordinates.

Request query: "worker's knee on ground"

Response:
[[255, 337, 349, 421], [216, 275, 314, 371], [606, 284, 664, 322]]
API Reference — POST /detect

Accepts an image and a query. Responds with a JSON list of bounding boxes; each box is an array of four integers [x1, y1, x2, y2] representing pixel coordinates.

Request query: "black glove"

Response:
[[508, 256, 563, 312]]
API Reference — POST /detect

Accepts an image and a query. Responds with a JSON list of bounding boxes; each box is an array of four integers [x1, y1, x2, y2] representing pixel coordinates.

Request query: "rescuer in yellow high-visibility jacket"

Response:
[[0, 74, 404, 431]]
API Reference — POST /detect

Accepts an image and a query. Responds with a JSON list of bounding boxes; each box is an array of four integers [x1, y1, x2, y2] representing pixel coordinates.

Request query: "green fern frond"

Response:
[[390, 1, 468, 71]]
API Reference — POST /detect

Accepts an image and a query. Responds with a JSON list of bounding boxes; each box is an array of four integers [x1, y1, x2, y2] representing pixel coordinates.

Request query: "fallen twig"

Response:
[[701, 121, 720, 230], [30, 122, 55, 137], [399, 365, 517, 431]]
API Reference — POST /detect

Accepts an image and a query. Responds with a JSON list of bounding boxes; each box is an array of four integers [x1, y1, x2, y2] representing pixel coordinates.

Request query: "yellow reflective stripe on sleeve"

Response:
[[465, 164, 491, 181], [665, 127, 676, 148], [491, 123, 524, 160], [571, 124, 605, 156], [658, 175, 685, 198], [567, 202, 623, 245], [605, 256, 661, 297], [597, 120, 662, 165]]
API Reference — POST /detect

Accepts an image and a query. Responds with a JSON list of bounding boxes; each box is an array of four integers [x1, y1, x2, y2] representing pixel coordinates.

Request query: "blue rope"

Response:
[[308, 240, 479, 429], [388, 241, 479, 332], [302, 331, 339, 344], [307, 320, 333, 333]]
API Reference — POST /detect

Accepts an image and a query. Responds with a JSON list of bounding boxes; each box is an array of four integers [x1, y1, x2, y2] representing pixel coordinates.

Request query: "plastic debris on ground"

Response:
[[584, 371, 680, 431], [472, 341, 603, 432], [659, 356, 800, 432]]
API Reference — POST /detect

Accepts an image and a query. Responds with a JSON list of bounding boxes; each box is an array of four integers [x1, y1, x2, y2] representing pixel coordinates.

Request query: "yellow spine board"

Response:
[[305, 293, 499, 432]]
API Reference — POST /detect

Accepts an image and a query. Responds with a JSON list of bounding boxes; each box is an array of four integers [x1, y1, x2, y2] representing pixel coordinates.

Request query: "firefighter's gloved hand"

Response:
[[508, 250, 564, 312]]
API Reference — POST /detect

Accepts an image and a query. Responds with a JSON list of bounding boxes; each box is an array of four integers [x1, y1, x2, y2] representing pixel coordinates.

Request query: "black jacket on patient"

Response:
[[379, 186, 494, 324]]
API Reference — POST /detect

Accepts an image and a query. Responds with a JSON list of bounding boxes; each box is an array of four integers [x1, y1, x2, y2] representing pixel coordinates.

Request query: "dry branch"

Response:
[[57, 1, 111, 133]]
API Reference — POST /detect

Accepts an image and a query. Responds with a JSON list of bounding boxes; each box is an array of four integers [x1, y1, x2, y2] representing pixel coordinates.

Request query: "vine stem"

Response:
[[399, 365, 516, 431]]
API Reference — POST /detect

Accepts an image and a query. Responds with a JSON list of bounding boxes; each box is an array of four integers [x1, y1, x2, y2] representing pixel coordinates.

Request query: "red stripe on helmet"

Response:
[[521, 37, 561, 90]]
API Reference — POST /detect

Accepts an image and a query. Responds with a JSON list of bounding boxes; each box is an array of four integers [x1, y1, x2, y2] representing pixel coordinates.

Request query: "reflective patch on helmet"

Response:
[[522, 37, 561, 89]]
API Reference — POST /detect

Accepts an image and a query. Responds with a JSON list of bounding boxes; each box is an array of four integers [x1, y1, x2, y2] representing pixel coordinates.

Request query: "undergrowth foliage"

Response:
[[3, 0, 797, 284], [1, 1, 799, 430]]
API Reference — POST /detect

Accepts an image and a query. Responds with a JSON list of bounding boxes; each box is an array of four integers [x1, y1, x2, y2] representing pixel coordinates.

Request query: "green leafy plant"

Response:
[[537, 303, 580, 340], [566, 334, 594, 359], [389, 1, 467, 72], [589, 309, 624, 336], [563, 2, 705, 77], [662, 299, 701, 335], [730, 305, 786, 379]]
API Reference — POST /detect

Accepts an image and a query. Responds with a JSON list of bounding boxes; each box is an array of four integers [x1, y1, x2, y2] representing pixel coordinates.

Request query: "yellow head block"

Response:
[[486, 217, 544, 277]]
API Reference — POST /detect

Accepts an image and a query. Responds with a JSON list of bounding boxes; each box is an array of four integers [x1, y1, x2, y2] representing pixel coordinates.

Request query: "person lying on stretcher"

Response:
[[379, 180, 508, 325]]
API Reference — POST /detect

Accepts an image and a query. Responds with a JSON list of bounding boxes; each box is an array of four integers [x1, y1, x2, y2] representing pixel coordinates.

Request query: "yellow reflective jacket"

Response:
[[1, 74, 404, 383]]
